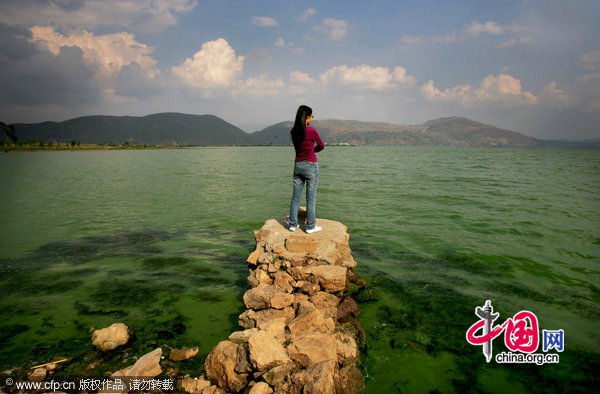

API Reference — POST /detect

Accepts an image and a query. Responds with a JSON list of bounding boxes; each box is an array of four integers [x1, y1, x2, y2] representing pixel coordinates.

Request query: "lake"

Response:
[[0, 146, 598, 392]]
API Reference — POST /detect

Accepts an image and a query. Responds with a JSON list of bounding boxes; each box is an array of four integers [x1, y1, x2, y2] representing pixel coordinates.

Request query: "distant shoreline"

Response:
[[4, 142, 599, 153]]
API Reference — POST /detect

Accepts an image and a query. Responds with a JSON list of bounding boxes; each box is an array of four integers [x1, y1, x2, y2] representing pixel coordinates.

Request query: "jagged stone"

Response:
[[292, 360, 338, 394], [247, 248, 262, 265], [335, 332, 359, 365], [286, 308, 334, 336], [235, 343, 252, 374], [244, 284, 282, 310], [273, 271, 294, 293], [337, 364, 365, 394], [248, 330, 291, 371], [301, 265, 347, 293], [262, 363, 294, 387], [229, 328, 259, 344], [204, 341, 248, 393], [287, 333, 337, 367], [310, 292, 339, 319], [270, 292, 295, 309], [257, 318, 287, 345], [239, 307, 296, 329], [112, 348, 162, 378], [337, 295, 360, 320], [248, 381, 273, 394]]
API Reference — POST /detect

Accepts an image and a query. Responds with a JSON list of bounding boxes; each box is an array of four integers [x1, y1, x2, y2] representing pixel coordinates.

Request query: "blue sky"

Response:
[[1, 0, 599, 139]]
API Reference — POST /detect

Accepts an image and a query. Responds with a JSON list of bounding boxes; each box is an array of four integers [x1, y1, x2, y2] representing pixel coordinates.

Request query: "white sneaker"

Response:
[[305, 226, 322, 234], [289, 225, 299, 232]]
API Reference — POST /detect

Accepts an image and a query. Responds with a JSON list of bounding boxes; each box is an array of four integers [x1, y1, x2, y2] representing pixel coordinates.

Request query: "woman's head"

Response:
[[295, 105, 312, 126], [291, 105, 312, 146]]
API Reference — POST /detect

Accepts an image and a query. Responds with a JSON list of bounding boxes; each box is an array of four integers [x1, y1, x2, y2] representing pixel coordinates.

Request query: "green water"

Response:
[[0, 147, 598, 392]]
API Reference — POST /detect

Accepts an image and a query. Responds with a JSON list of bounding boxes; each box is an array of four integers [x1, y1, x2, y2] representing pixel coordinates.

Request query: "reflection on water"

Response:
[[0, 147, 598, 391]]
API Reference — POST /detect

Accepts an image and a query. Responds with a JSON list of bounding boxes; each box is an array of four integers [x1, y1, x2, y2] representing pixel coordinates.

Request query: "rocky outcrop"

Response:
[[201, 217, 365, 393]]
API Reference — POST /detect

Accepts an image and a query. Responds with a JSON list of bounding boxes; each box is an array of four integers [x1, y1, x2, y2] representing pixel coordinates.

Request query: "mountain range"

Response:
[[7, 112, 547, 147]]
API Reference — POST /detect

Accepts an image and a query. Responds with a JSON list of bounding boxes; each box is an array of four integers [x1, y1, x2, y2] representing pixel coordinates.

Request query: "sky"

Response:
[[0, 0, 599, 140]]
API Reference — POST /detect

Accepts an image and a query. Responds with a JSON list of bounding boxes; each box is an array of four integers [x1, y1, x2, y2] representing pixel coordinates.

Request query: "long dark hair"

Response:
[[290, 105, 312, 148]]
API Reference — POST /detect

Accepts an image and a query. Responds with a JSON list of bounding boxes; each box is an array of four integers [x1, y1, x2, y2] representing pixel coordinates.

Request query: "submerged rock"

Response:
[[169, 346, 199, 362], [91, 323, 130, 352]]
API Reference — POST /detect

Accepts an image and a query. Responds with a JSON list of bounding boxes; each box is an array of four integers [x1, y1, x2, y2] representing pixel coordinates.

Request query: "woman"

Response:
[[288, 105, 325, 233]]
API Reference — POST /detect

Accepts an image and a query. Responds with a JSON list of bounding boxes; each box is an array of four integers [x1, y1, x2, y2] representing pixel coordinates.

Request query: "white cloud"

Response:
[[290, 71, 315, 85], [230, 73, 285, 98], [431, 20, 526, 48], [0, 0, 197, 33], [539, 81, 571, 108], [288, 71, 316, 94], [421, 74, 538, 106], [299, 8, 317, 23], [466, 20, 507, 36], [320, 64, 416, 91], [579, 50, 600, 71], [171, 38, 244, 92], [274, 37, 305, 54], [316, 18, 349, 42], [251, 16, 279, 27], [30, 26, 158, 77], [498, 37, 533, 48], [400, 35, 424, 49]]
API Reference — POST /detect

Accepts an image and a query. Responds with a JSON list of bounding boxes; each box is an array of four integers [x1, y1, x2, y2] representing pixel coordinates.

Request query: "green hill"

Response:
[[252, 117, 541, 147], [12, 113, 255, 146], [10, 113, 542, 147]]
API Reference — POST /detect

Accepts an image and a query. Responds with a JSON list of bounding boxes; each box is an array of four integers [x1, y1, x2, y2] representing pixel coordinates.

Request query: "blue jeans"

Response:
[[289, 161, 319, 229]]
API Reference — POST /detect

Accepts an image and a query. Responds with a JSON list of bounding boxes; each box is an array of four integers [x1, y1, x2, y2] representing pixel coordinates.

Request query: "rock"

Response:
[[113, 348, 162, 378], [204, 341, 248, 393], [302, 265, 347, 293], [273, 271, 294, 293], [270, 292, 295, 309], [262, 364, 294, 388], [335, 332, 359, 365], [287, 333, 337, 367], [337, 364, 365, 394], [310, 292, 339, 319], [257, 318, 287, 345], [247, 248, 262, 265], [286, 308, 334, 336], [169, 346, 199, 362], [180, 375, 212, 393], [28, 368, 47, 381], [92, 323, 130, 352], [229, 328, 259, 344], [248, 330, 291, 371], [285, 236, 317, 254], [336, 319, 367, 351], [292, 360, 338, 394], [239, 307, 295, 329], [346, 269, 367, 290], [248, 381, 273, 394], [337, 295, 360, 320], [235, 343, 252, 374], [244, 284, 281, 310], [254, 269, 273, 286]]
